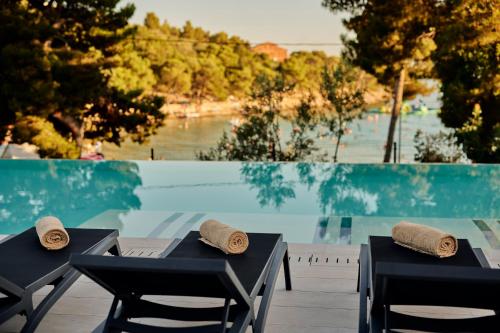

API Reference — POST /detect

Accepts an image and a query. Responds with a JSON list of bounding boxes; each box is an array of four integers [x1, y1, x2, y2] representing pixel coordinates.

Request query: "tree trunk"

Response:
[[334, 132, 342, 163], [383, 68, 405, 163], [268, 140, 277, 161], [50, 112, 84, 155]]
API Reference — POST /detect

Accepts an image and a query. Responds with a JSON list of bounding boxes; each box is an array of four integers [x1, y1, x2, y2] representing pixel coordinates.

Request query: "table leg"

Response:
[[357, 259, 361, 292], [359, 244, 369, 333], [108, 239, 122, 257], [283, 246, 292, 291], [254, 243, 288, 333]]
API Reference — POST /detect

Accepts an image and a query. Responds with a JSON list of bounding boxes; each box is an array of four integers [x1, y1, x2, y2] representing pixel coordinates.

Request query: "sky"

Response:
[[125, 0, 348, 55]]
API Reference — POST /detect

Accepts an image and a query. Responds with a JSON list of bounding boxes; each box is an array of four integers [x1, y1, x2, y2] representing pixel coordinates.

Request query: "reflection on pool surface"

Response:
[[0, 161, 498, 249]]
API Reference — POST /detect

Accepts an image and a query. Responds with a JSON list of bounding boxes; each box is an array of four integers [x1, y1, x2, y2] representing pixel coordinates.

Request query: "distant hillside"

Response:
[[109, 12, 387, 110]]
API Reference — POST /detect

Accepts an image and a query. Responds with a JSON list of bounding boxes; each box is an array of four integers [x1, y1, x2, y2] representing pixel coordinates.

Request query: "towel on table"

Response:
[[199, 220, 249, 254], [392, 221, 458, 258], [35, 216, 70, 250]]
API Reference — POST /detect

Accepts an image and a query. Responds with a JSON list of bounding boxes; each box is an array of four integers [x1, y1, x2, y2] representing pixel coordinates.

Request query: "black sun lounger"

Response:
[[0, 227, 120, 333], [358, 236, 500, 333], [70, 231, 292, 333]]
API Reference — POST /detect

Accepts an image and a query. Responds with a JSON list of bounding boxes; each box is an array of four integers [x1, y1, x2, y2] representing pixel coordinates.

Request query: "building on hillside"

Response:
[[252, 42, 288, 62]]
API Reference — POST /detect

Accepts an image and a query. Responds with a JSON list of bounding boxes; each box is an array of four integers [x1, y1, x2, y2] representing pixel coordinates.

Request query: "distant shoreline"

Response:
[[159, 87, 391, 119]]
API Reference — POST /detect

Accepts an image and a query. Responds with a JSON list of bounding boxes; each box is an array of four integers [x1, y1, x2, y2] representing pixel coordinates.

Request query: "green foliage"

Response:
[[323, 0, 499, 163], [131, 13, 359, 102], [144, 12, 161, 30], [192, 55, 229, 101], [181, 20, 209, 41], [322, 0, 437, 162], [199, 60, 368, 162], [198, 75, 320, 161], [320, 61, 366, 162], [133, 13, 280, 101], [12, 116, 80, 159], [454, 104, 500, 162], [433, 0, 499, 162], [414, 129, 468, 163], [105, 45, 156, 92], [0, 0, 165, 158], [285, 100, 322, 161], [281, 51, 338, 92], [322, 0, 436, 95], [157, 58, 193, 95], [83, 90, 165, 145]]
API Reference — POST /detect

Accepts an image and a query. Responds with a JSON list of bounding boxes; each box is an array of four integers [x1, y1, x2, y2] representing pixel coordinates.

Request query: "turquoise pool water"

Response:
[[0, 160, 498, 249]]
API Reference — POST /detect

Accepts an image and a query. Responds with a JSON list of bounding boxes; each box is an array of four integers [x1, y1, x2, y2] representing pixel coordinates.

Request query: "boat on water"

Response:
[[367, 100, 438, 116]]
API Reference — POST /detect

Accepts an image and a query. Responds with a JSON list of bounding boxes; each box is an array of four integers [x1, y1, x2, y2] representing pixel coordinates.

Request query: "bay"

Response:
[[103, 112, 446, 162]]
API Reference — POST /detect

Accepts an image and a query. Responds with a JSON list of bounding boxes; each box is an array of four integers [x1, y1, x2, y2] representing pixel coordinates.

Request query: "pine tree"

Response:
[[433, 0, 499, 162], [322, 0, 436, 162], [320, 61, 366, 162], [0, 0, 165, 157]]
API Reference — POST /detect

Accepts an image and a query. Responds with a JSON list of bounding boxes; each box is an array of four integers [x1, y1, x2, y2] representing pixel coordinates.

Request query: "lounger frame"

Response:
[[72, 235, 291, 333], [357, 239, 500, 333], [0, 230, 120, 333]]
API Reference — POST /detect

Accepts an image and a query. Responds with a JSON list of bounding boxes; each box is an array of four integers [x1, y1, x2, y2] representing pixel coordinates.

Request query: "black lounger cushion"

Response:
[[0, 228, 115, 290], [168, 231, 282, 295]]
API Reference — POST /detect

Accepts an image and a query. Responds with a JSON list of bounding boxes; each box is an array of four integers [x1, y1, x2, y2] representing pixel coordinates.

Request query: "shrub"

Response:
[[12, 116, 80, 159], [414, 130, 469, 163]]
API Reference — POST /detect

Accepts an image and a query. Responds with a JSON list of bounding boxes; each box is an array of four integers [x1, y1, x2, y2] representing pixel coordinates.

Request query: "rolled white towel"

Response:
[[35, 216, 70, 250], [392, 221, 458, 258], [199, 220, 249, 254]]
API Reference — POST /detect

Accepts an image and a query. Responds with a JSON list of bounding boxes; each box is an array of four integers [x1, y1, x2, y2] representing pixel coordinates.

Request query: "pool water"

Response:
[[0, 161, 498, 249]]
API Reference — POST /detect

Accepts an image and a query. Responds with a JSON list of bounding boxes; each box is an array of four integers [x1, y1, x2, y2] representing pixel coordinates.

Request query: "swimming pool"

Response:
[[0, 160, 498, 249]]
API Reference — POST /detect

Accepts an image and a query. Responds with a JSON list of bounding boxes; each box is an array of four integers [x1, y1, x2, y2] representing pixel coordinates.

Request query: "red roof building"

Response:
[[252, 42, 288, 62]]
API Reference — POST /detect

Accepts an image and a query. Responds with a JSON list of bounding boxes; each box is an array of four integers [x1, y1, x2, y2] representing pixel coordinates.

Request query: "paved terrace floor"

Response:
[[1, 238, 499, 333]]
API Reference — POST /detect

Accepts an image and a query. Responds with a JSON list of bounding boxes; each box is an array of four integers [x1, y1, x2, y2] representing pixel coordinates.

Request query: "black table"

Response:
[[0, 227, 120, 333]]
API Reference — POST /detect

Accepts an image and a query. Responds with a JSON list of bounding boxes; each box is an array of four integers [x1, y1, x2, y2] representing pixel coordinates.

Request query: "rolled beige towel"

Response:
[[199, 220, 249, 254], [35, 216, 70, 250], [392, 221, 458, 258]]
